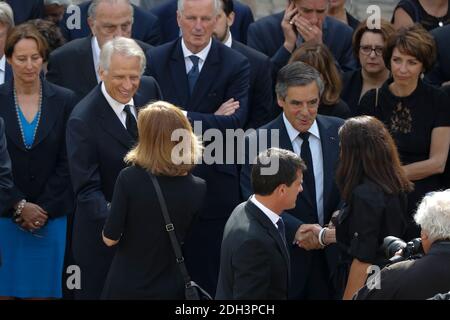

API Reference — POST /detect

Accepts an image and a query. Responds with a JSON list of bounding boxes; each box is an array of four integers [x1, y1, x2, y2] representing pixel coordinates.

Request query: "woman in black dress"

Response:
[[341, 19, 395, 115], [358, 25, 450, 240], [289, 42, 351, 119], [392, 0, 449, 31], [102, 101, 206, 299]]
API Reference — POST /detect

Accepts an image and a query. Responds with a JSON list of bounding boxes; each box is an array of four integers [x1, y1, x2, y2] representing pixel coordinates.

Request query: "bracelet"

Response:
[[14, 199, 26, 218], [318, 227, 327, 247]]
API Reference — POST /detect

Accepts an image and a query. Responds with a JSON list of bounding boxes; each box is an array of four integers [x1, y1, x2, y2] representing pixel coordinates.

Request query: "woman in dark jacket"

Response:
[[0, 23, 75, 299], [102, 101, 206, 300]]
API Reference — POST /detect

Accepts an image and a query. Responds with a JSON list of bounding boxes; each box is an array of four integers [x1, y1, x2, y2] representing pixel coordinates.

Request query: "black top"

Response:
[[346, 11, 361, 30], [102, 166, 206, 300], [393, 0, 450, 31], [341, 69, 364, 116], [318, 99, 352, 119], [335, 179, 409, 268]]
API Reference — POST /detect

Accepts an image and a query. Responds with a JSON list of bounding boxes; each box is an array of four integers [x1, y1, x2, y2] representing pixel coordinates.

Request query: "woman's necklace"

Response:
[[13, 84, 42, 150]]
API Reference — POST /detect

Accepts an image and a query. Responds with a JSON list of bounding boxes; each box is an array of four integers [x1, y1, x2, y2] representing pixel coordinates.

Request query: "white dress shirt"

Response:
[[0, 55, 6, 85], [91, 36, 102, 83], [250, 195, 282, 230], [181, 37, 212, 74], [101, 82, 137, 129], [283, 113, 325, 225], [223, 31, 233, 48]]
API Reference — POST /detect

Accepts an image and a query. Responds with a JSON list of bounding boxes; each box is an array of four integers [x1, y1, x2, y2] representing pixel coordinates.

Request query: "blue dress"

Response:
[[0, 107, 67, 298]]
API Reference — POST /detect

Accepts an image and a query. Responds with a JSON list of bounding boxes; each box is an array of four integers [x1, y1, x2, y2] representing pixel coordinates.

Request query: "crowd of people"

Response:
[[0, 0, 449, 300]]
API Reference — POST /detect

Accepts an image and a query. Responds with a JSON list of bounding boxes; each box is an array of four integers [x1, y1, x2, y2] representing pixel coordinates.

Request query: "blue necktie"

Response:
[[276, 218, 287, 247], [187, 55, 200, 95]]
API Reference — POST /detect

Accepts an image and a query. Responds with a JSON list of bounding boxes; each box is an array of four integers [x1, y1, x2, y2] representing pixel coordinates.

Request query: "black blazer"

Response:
[[341, 69, 363, 116], [59, 1, 161, 46], [0, 80, 76, 218], [66, 77, 161, 299], [0, 117, 14, 216], [426, 25, 450, 86], [6, 0, 43, 24], [231, 39, 273, 129], [102, 166, 206, 299], [150, 0, 254, 44], [46, 36, 152, 102], [216, 200, 290, 299], [240, 113, 344, 298]]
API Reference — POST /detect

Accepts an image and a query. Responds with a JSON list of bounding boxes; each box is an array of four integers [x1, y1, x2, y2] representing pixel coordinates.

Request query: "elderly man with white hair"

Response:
[[354, 189, 450, 300]]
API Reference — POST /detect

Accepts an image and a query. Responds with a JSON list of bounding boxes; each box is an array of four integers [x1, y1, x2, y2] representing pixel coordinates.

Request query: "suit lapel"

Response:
[[0, 81, 25, 151], [94, 86, 135, 149], [5, 63, 12, 83], [188, 40, 221, 110], [317, 116, 339, 223], [245, 200, 291, 283], [169, 40, 190, 107]]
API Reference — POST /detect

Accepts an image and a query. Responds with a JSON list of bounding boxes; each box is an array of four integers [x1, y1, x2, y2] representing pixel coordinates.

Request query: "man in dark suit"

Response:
[[426, 24, 450, 87], [6, 0, 43, 24], [59, 0, 161, 46], [0, 2, 13, 85], [217, 148, 305, 300], [213, 0, 273, 129], [47, 0, 152, 101], [146, 0, 250, 295], [151, 0, 254, 44], [67, 37, 161, 299], [247, 0, 356, 73], [240, 62, 344, 299]]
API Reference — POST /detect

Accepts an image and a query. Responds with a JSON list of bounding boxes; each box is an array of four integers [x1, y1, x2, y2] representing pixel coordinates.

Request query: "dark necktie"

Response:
[[187, 55, 200, 95], [123, 104, 138, 140], [276, 218, 287, 248], [299, 132, 317, 212]]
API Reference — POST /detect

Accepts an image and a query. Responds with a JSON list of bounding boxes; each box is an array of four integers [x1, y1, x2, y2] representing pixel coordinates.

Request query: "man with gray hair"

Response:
[[43, 0, 71, 24], [47, 0, 154, 101], [66, 37, 161, 299], [240, 61, 344, 299], [0, 1, 14, 85], [355, 189, 450, 300]]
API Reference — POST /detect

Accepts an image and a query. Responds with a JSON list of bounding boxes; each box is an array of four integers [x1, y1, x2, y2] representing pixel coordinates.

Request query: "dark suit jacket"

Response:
[[146, 38, 250, 131], [46, 36, 151, 102], [216, 200, 290, 300], [6, 0, 43, 24], [60, 1, 161, 46], [150, 0, 254, 44], [240, 114, 344, 298], [341, 69, 363, 116], [0, 117, 13, 216], [426, 25, 450, 86], [247, 13, 357, 72], [66, 77, 161, 299], [231, 39, 273, 129], [4, 63, 12, 84], [0, 80, 76, 218]]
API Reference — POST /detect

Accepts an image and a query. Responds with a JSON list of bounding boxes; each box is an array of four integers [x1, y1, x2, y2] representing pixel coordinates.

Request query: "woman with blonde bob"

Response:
[[101, 101, 206, 300]]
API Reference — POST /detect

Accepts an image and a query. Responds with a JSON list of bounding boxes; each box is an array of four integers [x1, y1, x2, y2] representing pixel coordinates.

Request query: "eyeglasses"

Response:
[[359, 45, 384, 56]]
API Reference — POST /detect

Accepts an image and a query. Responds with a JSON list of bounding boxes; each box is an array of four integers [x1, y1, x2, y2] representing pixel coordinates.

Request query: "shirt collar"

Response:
[[283, 113, 320, 143], [0, 55, 5, 72], [181, 37, 212, 62], [101, 82, 134, 113], [223, 31, 233, 48], [250, 195, 280, 227], [92, 36, 101, 62]]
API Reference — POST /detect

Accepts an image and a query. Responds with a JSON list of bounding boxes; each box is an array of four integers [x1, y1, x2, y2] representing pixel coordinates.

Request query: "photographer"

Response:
[[355, 189, 450, 300]]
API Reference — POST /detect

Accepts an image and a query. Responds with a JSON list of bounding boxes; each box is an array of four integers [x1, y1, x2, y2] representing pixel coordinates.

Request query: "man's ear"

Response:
[[277, 95, 285, 109], [227, 12, 235, 27], [98, 67, 106, 82], [87, 17, 95, 35], [176, 10, 182, 28]]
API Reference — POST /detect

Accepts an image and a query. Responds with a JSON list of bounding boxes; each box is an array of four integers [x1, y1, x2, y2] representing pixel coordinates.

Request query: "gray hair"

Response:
[[99, 37, 146, 75], [44, 0, 71, 5], [275, 61, 325, 100], [0, 2, 14, 29], [414, 189, 450, 241], [177, 0, 221, 15], [88, 0, 134, 20]]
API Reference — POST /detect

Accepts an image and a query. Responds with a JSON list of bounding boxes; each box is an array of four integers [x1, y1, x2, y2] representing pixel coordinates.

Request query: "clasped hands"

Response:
[[293, 223, 336, 250]]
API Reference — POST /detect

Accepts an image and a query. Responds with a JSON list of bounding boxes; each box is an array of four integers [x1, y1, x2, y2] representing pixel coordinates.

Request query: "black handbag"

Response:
[[148, 173, 213, 300]]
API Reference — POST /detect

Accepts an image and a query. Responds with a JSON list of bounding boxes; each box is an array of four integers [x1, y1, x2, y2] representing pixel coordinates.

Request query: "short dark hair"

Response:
[[219, 0, 233, 16], [383, 24, 436, 73], [251, 148, 306, 196], [352, 18, 395, 60], [5, 23, 49, 61]]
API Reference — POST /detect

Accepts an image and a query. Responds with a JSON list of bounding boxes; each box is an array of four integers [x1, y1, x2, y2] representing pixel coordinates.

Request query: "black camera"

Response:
[[382, 236, 424, 263]]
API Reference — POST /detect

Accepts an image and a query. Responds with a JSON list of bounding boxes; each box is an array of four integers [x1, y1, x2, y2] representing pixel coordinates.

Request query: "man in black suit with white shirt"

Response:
[[66, 37, 161, 299]]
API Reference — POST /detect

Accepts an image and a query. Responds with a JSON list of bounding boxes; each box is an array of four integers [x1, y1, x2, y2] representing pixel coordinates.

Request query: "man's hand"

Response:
[[281, 1, 299, 53], [294, 15, 322, 44], [215, 98, 240, 116], [294, 223, 323, 250]]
